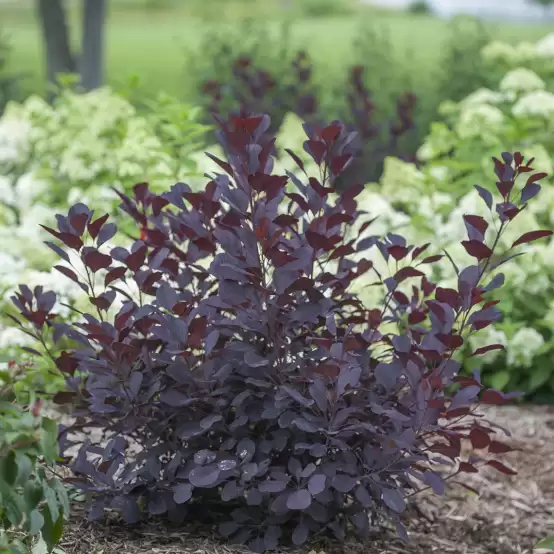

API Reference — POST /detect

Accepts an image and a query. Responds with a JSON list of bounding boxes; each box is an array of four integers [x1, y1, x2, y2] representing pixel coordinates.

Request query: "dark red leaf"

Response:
[[59, 233, 84, 250], [321, 124, 341, 144], [305, 140, 327, 164], [105, 266, 127, 287], [327, 212, 353, 229], [286, 193, 309, 212], [70, 213, 89, 236], [435, 287, 459, 307], [388, 245, 409, 261], [469, 344, 504, 357], [329, 245, 354, 260], [411, 243, 430, 260], [420, 255, 443, 264], [284, 148, 305, 172], [55, 351, 78, 375], [526, 172, 547, 185], [83, 249, 112, 273], [87, 214, 109, 239], [469, 428, 490, 449], [393, 291, 409, 305], [54, 265, 82, 286], [511, 230, 553, 248], [481, 390, 511, 405], [306, 230, 333, 251], [394, 267, 424, 283], [309, 177, 333, 197], [274, 214, 298, 227], [330, 153, 352, 176], [463, 215, 488, 235], [436, 333, 463, 349], [458, 462, 479, 474], [39, 225, 61, 240], [461, 240, 492, 260], [314, 363, 340, 378], [125, 245, 148, 272], [486, 460, 517, 475], [408, 310, 426, 324]]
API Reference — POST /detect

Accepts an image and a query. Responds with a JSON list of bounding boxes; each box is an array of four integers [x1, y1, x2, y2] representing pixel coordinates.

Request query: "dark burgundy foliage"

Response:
[[202, 53, 416, 186], [12, 114, 552, 552]]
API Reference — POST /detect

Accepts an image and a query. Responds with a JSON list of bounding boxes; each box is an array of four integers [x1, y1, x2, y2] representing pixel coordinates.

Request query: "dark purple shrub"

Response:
[[202, 55, 416, 186], [11, 116, 552, 552]]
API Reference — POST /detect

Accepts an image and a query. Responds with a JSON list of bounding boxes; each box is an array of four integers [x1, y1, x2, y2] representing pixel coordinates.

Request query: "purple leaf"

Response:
[[382, 489, 406, 513], [188, 464, 220, 487], [307, 474, 326, 496], [173, 483, 193, 504], [286, 489, 312, 510]]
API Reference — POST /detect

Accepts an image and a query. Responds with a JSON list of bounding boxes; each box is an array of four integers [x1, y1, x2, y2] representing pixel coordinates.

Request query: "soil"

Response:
[[60, 404, 554, 554]]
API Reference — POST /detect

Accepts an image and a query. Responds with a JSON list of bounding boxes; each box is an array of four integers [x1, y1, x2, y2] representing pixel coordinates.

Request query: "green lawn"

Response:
[[2, 1, 554, 102]]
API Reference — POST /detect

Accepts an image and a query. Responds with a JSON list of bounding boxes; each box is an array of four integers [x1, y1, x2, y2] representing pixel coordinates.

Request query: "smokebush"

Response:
[[11, 114, 552, 551]]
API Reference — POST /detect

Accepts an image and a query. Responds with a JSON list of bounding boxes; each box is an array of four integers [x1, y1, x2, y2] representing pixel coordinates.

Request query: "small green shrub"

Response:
[[0, 361, 69, 554], [295, 0, 355, 18], [407, 0, 432, 14], [435, 16, 493, 107]]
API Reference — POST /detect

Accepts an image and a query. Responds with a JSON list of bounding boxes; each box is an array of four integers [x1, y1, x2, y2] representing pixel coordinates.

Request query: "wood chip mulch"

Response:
[[60, 405, 554, 554]]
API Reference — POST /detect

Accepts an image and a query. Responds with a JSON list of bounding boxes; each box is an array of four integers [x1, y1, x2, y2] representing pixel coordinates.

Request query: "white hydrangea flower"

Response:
[[456, 104, 505, 139], [0, 116, 32, 164], [0, 251, 26, 277], [0, 175, 16, 208], [512, 90, 554, 118], [416, 122, 455, 161], [0, 324, 34, 350], [379, 157, 425, 204], [481, 40, 517, 63], [353, 191, 411, 238], [14, 172, 49, 210], [461, 88, 506, 107], [514, 41, 540, 63], [543, 299, 554, 327], [535, 32, 554, 58], [507, 328, 544, 367], [427, 165, 450, 182], [499, 68, 546, 94]]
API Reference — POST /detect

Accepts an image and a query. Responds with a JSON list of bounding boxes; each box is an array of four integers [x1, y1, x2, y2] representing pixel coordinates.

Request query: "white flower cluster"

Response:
[[482, 34, 554, 65], [0, 86, 215, 360]]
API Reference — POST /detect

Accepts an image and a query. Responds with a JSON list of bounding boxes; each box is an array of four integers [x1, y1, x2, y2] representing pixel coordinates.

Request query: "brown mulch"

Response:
[[60, 405, 554, 554]]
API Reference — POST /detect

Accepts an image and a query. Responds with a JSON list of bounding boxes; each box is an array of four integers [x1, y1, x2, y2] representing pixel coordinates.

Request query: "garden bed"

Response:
[[59, 405, 554, 554]]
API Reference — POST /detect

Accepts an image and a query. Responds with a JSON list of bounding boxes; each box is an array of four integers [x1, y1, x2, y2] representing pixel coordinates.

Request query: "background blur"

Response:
[[2, 0, 554, 102]]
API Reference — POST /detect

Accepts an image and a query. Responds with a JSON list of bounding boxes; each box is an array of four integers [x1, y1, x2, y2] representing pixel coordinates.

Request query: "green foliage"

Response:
[[367, 39, 554, 400], [0, 29, 22, 116], [294, 0, 356, 18], [0, 362, 68, 553], [407, 0, 432, 14], [435, 16, 493, 107], [186, 19, 296, 129]]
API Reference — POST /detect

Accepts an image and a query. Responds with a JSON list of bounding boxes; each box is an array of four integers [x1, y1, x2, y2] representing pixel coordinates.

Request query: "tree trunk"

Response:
[[35, 0, 76, 93], [80, 0, 107, 91]]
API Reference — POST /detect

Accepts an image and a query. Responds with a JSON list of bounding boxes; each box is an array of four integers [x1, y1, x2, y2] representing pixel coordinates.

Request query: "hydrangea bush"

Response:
[[9, 113, 551, 551], [0, 85, 218, 367], [340, 41, 554, 400]]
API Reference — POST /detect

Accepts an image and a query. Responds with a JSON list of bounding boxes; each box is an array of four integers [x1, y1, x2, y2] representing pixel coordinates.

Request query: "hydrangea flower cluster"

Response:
[[342, 45, 554, 398], [0, 87, 215, 363]]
